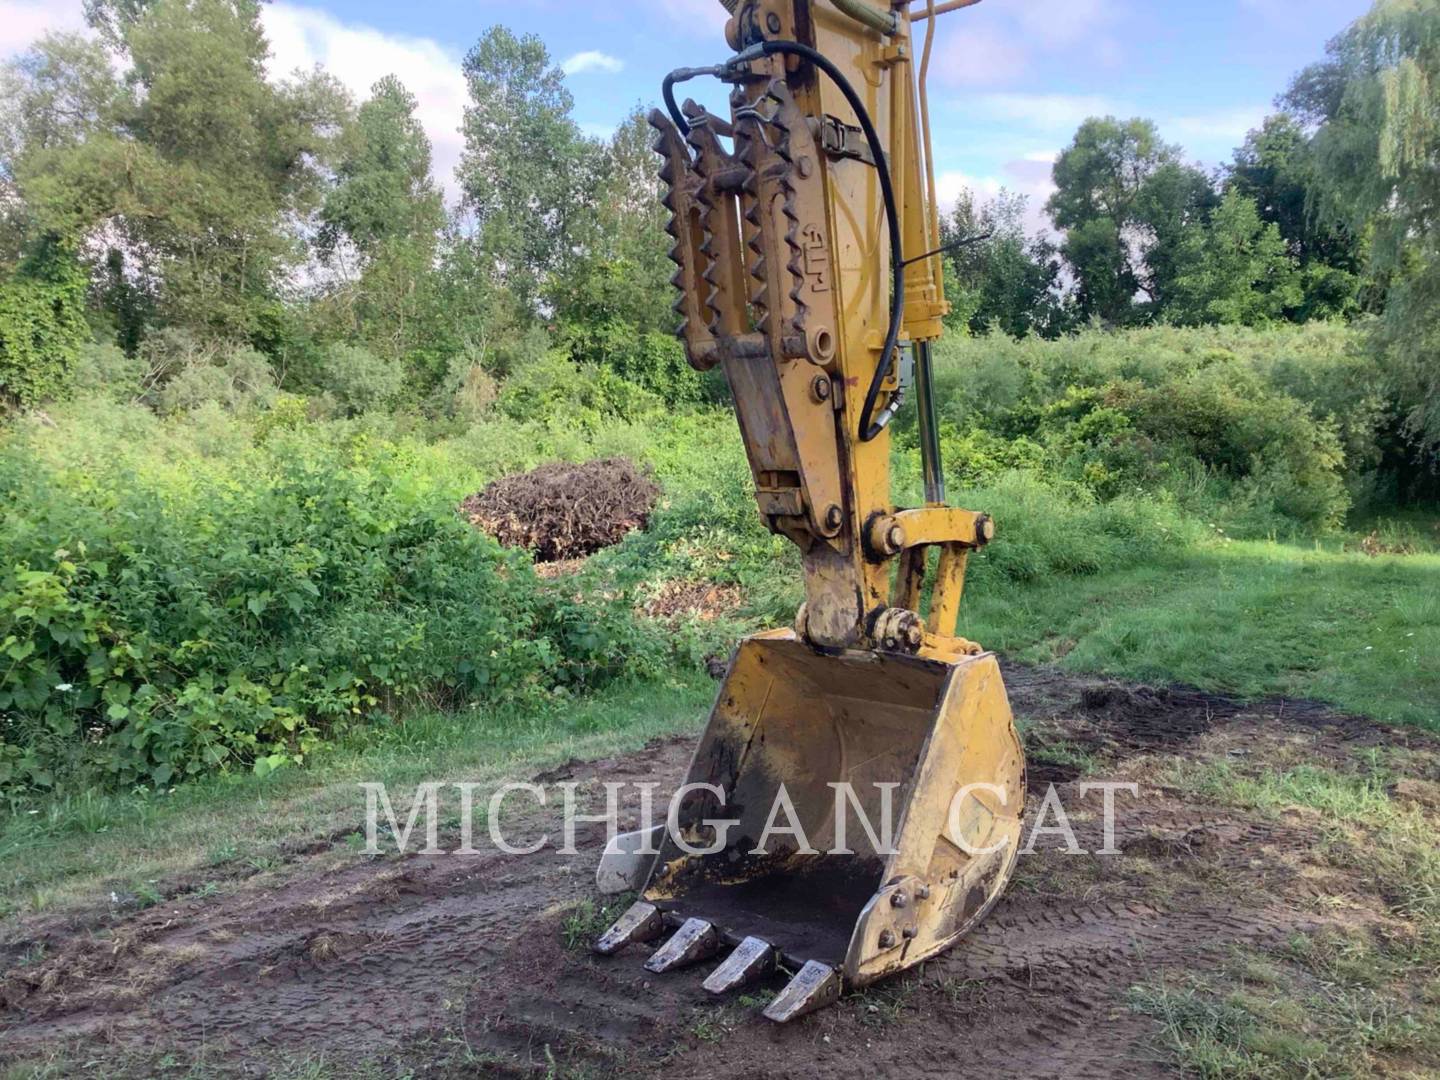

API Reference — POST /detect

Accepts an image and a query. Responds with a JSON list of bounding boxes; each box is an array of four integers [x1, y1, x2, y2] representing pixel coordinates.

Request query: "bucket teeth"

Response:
[[702, 936, 776, 995], [593, 901, 664, 956], [763, 960, 843, 1023], [643, 917, 719, 974]]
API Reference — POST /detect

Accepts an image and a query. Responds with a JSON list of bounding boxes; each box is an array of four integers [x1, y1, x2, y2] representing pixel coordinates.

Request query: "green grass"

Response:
[[0, 675, 715, 920], [960, 539, 1440, 729]]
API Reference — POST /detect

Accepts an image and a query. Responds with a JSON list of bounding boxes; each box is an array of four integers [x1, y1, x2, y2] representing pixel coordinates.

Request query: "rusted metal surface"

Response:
[[593, 901, 665, 956], [703, 936, 778, 994], [644, 917, 722, 973], [763, 959, 843, 1022]]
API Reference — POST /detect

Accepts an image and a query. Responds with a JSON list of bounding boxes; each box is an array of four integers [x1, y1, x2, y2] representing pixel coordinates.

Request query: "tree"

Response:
[[1227, 113, 1365, 319], [1289, 0, 1440, 446], [1169, 190, 1302, 326], [1046, 117, 1216, 323], [457, 26, 596, 313], [551, 108, 673, 337], [320, 75, 442, 258], [941, 189, 1066, 338], [314, 76, 445, 384], [8, 0, 350, 342]]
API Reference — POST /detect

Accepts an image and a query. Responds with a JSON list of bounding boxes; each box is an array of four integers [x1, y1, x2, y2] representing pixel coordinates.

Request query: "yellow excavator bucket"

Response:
[[596, 630, 1024, 1021], [597, 0, 1027, 1021]]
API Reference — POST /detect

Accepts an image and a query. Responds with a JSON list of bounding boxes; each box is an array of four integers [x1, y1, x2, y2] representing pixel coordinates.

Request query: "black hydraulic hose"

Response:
[[663, 71, 690, 135], [727, 39, 905, 441], [663, 66, 728, 136]]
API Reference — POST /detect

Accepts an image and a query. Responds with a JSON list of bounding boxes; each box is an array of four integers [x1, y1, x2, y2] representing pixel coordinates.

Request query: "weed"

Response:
[[560, 895, 632, 952]]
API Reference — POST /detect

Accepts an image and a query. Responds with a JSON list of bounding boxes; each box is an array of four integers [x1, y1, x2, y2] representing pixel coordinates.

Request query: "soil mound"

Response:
[[462, 457, 659, 562]]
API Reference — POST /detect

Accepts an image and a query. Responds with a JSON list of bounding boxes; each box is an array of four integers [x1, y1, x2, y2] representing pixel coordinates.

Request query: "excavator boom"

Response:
[[596, 0, 1025, 1022]]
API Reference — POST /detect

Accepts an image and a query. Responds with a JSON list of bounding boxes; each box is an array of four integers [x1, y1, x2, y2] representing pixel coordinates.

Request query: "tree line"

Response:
[[1, 0, 1438, 450]]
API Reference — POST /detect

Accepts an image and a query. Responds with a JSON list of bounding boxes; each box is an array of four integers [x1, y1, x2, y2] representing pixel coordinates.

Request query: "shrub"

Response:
[[560, 319, 707, 405], [150, 333, 279, 416], [71, 342, 146, 401], [0, 246, 88, 407], [0, 417, 666, 794], [921, 325, 1365, 533], [497, 350, 662, 428], [317, 343, 404, 416]]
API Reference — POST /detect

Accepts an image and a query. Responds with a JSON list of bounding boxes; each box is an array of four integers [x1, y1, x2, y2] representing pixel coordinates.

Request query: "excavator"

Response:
[[593, 0, 1026, 1022]]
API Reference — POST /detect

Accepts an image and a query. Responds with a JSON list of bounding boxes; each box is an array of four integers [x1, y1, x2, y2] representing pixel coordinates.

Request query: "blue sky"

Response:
[[2, 0, 1374, 225]]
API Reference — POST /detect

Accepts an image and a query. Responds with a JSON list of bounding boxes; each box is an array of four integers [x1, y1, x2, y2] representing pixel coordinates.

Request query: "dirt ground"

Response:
[[2, 664, 1437, 1078]]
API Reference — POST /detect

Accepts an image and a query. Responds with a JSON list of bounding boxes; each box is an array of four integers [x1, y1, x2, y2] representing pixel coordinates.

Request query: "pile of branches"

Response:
[[461, 457, 660, 562]]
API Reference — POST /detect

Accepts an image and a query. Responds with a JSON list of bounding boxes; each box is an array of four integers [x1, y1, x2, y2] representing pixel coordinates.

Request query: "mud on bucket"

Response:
[[597, 628, 1024, 1021]]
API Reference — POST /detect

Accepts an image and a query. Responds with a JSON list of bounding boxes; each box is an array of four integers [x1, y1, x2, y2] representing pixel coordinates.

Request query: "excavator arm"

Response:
[[596, 0, 1026, 1023]]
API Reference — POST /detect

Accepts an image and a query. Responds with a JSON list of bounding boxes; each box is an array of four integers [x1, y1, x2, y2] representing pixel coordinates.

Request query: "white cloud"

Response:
[[972, 92, 1124, 132], [935, 25, 1029, 87], [1011, 0, 1117, 50], [1163, 105, 1268, 145], [936, 158, 1057, 237], [0, 0, 85, 57], [932, 0, 1121, 87], [262, 3, 469, 198], [651, 0, 730, 37], [562, 50, 623, 76]]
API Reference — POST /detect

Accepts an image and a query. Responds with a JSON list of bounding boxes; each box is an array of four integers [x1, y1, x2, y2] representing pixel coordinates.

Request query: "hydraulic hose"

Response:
[[729, 39, 905, 441]]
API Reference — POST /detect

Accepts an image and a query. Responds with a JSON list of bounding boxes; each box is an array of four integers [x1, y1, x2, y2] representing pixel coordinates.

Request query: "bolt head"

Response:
[[886, 524, 906, 552], [878, 929, 896, 948], [890, 892, 908, 909], [824, 505, 844, 531], [765, 11, 782, 32]]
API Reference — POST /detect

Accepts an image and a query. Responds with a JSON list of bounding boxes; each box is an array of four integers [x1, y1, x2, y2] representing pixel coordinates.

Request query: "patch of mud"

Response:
[[2, 670, 1436, 1078]]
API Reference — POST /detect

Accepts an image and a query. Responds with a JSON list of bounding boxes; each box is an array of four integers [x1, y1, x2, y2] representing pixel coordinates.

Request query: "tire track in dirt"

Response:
[[1, 667, 1434, 1077]]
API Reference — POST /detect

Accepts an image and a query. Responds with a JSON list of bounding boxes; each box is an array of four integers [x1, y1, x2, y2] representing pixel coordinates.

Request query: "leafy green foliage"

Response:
[[154, 342, 277, 415], [1046, 117, 1217, 323], [0, 243, 87, 407], [458, 27, 594, 312], [315, 343, 403, 416], [1169, 191, 1302, 326], [914, 325, 1365, 534], [1290, 0, 1440, 449], [942, 190, 1067, 338], [0, 401, 667, 794], [7, 0, 349, 341], [496, 350, 663, 428], [1227, 113, 1366, 320]]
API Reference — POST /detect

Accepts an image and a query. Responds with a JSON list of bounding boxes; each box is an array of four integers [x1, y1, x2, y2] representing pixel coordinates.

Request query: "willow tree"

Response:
[[1289, 0, 1440, 446]]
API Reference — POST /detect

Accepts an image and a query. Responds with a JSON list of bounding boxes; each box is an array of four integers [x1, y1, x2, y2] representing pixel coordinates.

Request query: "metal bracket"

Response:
[[812, 115, 875, 165]]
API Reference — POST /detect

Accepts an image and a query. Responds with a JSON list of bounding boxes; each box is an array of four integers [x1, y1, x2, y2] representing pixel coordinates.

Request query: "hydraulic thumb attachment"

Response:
[[595, 0, 1024, 1023]]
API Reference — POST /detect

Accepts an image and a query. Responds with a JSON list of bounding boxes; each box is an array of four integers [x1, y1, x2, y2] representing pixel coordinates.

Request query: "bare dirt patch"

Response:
[[2, 667, 1436, 1077]]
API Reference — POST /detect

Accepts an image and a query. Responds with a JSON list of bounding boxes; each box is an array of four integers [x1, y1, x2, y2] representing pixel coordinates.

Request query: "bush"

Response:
[[142, 330, 280, 416], [0, 410, 667, 794], [0, 246, 88, 408], [497, 350, 662, 428], [71, 342, 146, 401], [317, 343, 404, 416], [919, 325, 1367, 534], [559, 319, 708, 405]]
